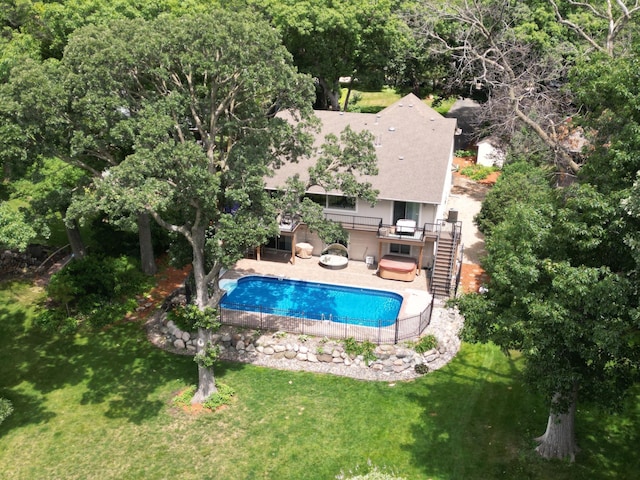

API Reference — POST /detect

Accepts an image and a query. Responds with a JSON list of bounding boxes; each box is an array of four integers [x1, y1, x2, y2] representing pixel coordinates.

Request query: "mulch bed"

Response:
[[126, 260, 191, 322]]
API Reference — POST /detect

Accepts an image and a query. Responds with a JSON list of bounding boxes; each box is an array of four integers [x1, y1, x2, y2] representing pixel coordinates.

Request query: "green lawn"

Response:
[[1, 281, 638, 479], [339, 86, 457, 115]]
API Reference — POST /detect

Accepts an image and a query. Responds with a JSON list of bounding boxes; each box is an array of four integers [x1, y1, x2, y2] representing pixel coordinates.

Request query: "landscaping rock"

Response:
[[148, 304, 465, 382]]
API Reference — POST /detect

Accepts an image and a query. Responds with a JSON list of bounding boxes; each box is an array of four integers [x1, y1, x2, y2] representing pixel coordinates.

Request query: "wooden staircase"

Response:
[[430, 227, 461, 297]]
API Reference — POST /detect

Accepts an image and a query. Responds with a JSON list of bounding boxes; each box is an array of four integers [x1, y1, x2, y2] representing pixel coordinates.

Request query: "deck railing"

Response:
[[376, 221, 441, 242], [323, 212, 383, 231], [220, 296, 434, 345]]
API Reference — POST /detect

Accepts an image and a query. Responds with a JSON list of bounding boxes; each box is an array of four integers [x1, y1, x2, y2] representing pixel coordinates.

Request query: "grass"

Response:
[[339, 86, 457, 115], [1, 280, 639, 479]]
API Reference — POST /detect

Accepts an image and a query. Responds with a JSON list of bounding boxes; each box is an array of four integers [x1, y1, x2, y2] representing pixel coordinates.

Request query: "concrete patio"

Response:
[[223, 250, 432, 298]]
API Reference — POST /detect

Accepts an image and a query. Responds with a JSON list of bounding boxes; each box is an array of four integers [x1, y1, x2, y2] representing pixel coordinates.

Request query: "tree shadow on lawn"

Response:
[[402, 345, 640, 480], [0, 279, 255, 436], [78, 322, 195, 423], [0, 294, 201, 429], [79, 327, 258, 422], [575, 384, 640, 478], [0, 302, 62, 430]]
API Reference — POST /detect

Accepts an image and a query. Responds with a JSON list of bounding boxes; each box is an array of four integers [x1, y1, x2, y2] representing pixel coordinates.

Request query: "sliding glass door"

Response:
[[393, 201, 420, 224]]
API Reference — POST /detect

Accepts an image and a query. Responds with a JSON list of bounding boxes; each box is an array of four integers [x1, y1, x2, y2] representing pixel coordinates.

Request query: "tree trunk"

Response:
[[66, 220, 86, 259], [342, 76, 355, 112], [190, 227, 217, 404], [191, 230, 209, 309], [191, 327, 217, 404], [137, 212, 157, 275], [318, 77, 340, 111], [534, 390, 580, 462]]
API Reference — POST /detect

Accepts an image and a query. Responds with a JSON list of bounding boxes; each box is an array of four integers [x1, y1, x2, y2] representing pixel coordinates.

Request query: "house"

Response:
[[263, 93, 461, 293]]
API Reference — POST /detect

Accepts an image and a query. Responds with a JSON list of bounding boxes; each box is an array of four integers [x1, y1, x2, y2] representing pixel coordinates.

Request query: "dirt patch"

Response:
[[460, 263, 490, 294]]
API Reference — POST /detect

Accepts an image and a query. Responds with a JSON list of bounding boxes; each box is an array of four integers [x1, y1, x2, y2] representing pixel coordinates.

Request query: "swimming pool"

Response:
[[220, 275, 402, 327]]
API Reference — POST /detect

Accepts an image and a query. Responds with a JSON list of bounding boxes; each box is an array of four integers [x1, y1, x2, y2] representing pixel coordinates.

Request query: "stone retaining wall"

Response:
[[157, 311, 458, 378]]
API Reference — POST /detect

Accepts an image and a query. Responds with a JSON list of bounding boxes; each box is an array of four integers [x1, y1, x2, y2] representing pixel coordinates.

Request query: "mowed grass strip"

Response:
[[1, 281, 638, 479]]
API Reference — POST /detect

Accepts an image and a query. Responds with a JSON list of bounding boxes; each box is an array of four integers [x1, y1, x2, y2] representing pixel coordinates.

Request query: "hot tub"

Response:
[[378, 255, 417, 282]]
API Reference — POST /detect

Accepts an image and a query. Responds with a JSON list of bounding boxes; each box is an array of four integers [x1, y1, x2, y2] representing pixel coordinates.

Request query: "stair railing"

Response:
[[444, 222, 462, 295]]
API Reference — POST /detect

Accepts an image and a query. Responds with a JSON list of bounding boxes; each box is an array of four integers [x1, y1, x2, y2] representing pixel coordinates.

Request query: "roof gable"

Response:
[[267, 93, 457, 204]]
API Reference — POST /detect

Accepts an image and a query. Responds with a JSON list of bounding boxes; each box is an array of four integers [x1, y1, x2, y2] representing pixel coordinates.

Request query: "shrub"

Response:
[[203, 383, 235, 410], [414, 334, 438, 353], [455, 149, 476, 158], [172, 386, 197, 407], [459, 164, 498, 181], [36, 255, 152, 332], [169, 304, 219, 332], [172, 384, 235, 411], [0, 398, 13, 425], [414, 363, 429, 375], [343, 337, 377, 364]]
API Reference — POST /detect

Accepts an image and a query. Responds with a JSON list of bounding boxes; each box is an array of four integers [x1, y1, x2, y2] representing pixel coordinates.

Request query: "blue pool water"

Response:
[[220, 275, 402, 327]]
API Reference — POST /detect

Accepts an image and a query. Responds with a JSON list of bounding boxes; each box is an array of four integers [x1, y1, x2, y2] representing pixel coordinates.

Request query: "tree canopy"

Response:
[[60, 10, 377, 404], [458, 161, 640, 460], [236, 0, 405, 109]]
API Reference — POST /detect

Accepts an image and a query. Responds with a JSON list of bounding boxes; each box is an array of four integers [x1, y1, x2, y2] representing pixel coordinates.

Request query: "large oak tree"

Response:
[[458, 163, 639, 461], [67, 11, 377, 404]]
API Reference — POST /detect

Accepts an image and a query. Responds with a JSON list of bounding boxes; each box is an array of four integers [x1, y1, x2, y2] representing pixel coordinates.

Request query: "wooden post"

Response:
[[291, 233, 296, 264]]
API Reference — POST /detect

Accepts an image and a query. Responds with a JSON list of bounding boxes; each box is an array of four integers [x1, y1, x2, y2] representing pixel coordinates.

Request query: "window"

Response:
[[307, 193, 326, 206], [390, 244, 411, 255], [327, 195, 355, 210], [305, 193, 356, 211]]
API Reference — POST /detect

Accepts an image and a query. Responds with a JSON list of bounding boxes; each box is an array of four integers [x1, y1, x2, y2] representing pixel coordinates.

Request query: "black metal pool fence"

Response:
[[219, 297, 435, 345]]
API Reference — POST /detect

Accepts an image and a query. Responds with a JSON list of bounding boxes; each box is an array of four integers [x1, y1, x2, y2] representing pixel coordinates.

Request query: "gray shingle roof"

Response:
[[266, 93, 457, 204]]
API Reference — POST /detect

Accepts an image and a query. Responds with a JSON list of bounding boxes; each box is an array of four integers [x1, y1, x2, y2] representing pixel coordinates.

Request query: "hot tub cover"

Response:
[[378, 255, 417, 273]]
